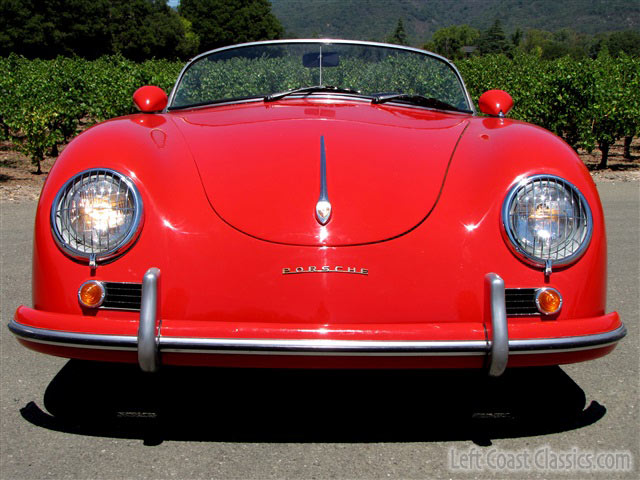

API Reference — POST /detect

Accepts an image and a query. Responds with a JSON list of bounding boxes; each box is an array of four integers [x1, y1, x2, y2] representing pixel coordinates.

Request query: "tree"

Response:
[[386, 19, 408, 46], [109, 0, 192, 61], [521, 29, 552, 57], [0, 0, 198, 60], [592, 30, 640, 58], [176, 16, 201, 58], [623, 136, 633, 160], [549, 28, 590, 59], [179, 0, 283, 52], [519, 28, 590, 60], [477, 19, 511, 56], [511, 28, 523, 48], [424, 25, 479, 59], [48, 0, 112, 58]]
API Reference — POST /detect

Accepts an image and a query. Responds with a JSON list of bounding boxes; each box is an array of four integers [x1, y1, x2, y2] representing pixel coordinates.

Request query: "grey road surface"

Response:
[[1, 182, 638, 480]]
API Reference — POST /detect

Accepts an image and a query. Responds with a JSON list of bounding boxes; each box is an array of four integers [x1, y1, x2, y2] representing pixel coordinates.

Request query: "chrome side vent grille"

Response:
[[102, 282, 142, 311], [505, 288, 538, 316]]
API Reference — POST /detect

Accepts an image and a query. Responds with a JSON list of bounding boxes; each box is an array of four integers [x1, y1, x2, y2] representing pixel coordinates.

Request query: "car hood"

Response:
[[171, 101, 468, 246]]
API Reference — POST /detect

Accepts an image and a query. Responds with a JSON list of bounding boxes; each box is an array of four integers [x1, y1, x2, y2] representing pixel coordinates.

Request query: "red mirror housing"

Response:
[[478, 90, 513, 117], [133, 86, 168, 113]]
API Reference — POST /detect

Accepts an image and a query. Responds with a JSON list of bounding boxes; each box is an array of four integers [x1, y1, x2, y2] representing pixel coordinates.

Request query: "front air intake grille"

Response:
[[102, 282, 142, 310], [505, 288, 538, 316], [99, 284, 541, 314]]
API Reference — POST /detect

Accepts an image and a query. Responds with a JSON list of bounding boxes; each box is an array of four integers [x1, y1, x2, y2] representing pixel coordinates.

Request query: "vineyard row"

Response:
[[1, 53, 638, 171]]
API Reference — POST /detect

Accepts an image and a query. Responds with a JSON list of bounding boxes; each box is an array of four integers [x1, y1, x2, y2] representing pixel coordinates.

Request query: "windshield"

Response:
[[169, 40, 472, 112]]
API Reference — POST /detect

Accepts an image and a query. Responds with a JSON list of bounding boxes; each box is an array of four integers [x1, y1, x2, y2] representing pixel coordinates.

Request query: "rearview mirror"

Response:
[[303, 52, 339, 68]]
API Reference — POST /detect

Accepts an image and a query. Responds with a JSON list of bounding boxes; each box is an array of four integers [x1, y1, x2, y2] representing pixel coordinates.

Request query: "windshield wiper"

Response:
[[264, 85, 362, 102], [371, 93, 472, 114]]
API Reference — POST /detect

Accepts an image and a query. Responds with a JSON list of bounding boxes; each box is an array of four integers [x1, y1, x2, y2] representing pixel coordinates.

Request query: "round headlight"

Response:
[[502, 175, 592, 267], [51, 169, 143, 263]]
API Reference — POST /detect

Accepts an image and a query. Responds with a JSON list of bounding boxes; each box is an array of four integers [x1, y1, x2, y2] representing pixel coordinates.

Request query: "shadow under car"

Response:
[[20, 361, 605, 446]]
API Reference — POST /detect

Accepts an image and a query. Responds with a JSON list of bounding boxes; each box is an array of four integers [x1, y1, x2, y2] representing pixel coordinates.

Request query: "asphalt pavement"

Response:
[[1, 181, 638, 480]]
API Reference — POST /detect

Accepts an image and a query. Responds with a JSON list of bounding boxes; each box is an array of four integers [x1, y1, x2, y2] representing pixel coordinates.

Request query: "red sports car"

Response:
[[9, 40, 625, 375]]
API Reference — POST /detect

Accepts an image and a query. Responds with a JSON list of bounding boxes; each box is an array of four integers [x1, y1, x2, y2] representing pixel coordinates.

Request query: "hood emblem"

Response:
[[315, 136, 332, 225], [316, 200, 331, 224]]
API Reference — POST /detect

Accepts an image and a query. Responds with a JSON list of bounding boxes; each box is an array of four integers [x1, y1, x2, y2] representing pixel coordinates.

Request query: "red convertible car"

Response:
[[9, 40, 625, 375]]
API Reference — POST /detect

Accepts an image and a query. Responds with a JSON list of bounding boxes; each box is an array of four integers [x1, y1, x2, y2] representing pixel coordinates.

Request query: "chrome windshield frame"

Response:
[[165, 39, 476, 114]]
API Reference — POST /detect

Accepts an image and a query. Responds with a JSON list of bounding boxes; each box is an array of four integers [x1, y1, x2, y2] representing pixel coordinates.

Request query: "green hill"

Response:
[[271, 0, 640, 45]]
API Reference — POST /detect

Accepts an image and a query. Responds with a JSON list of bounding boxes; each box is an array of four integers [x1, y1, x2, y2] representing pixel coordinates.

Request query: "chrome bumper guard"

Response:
[[138, 268, 160, 372], [8, 271, 626, 376], [486, 273, 508, 377]]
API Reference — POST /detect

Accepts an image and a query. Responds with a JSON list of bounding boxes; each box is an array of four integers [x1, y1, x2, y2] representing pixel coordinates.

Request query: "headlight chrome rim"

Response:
[[502, 175, 592, 268], [51, 168, 144, 264]]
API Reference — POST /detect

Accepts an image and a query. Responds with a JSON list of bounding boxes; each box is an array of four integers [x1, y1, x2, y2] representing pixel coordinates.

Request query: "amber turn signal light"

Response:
[[535, 288, 562, 315], [78, 280, 105, 308]]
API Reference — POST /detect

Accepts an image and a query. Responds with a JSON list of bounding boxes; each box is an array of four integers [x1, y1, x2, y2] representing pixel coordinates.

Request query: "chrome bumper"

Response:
[[8, 270, 626, 376]]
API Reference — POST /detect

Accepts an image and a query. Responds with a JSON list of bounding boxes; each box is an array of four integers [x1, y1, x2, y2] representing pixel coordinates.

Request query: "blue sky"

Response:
[[168, 0, 179, 7]]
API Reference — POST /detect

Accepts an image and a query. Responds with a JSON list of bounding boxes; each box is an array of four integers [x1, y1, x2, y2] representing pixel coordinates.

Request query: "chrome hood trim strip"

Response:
[[315, 135, 332, 225]]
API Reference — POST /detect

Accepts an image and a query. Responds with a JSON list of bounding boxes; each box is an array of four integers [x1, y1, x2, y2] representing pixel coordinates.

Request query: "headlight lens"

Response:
[[51, 169, 143, 262], [502, 175, 592, 266]]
